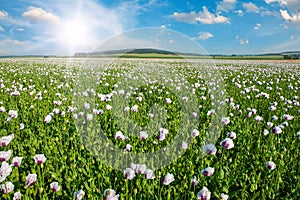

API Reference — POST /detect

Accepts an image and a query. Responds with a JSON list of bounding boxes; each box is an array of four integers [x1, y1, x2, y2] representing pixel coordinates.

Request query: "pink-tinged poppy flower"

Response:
[[271, 115, 278, 121], [104, 188, 119, 200], [53, 101, 62, 106], [124, 106, 130, 112], [115, 131, 127, 141], [160, 128, 169, 135], [148, 113, 154, 118], [207, 109, 215, 116], [0, 134, 14, 147], [8, 110, 18, 119], [182, 96, 188, 102], [281, 121, 289, 127], [144, 169, 155, 179], [86, 114, 93, 121], [251, 109, 257, 114], [165, 98, 172, 104], [84, 102, 90, 110], [263, 129, 269, 136], [181, 142, 188, 150], [93, 109, 103, 115], [44, 114, 52, 123], [0, 162, 12, 182], [0, 107, 5, 112], [33, 154, 46, 165], [13, 191, 21, 200], [11, 156, 23, 167], [0, 150, 12, 162], [197, 186, 211, 200], [50, 182, 60, 192], [163, 173, 175, 185], [73, 114, 78, 119], [98, 94, 105, 101], [221, 117, 230, 125], [220, 138, 234, 149], [74, 189, 85, 200], [118, 90, 125, 95], [202, 144, 217, 155], [247, 112, 253, 118], [192, 112, 197, 118], [227, 132, 236, 139], [269, 105, 276, 111], [201, 167, 215, 177], [283, 114, 294, 121], [131, 105, 138, 112], [255, 115, 263, 122], [130, 164, 137, 171], [124, 168, 135, 180], [158, 132, 166, 141], [106, 105, 112, 111], [158, 128, 168, 141], [53, 108, 60, 114], [191, 129, 199, 137], [136, 96, 142, 102], [125, 144, 132, 152], [220, 193, 229, 200], [272, 126, 282, 134], [191, 176, 198, 186], [25, 174, 37, 186], [267, 122, 273, 128], [266, 161, 276, 170], [140, 131, 148, 140], [0, 181, 14, 194], [135, 164, 147, 174], [106, 94, 112, 102], [20, 123, 25, 130]]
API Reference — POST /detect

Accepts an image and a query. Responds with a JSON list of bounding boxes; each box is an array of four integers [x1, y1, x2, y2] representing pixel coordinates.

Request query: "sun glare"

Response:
[[58, 19, 90, 51]]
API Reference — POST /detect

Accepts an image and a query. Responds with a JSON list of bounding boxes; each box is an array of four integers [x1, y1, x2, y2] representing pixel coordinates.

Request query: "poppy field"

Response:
[[0, 58, 299, 199]]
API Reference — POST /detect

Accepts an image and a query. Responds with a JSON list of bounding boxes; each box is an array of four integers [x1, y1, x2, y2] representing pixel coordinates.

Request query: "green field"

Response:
[[0, 58, 299, 199]]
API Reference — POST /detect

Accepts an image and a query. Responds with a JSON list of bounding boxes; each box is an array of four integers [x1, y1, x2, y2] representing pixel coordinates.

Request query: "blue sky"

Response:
[[0, 0, 299, 55]]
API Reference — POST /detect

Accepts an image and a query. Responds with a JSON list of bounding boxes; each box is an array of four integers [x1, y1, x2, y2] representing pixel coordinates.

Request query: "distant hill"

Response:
[[1, 49, 300, 59], [74, 48, 300, 58], [74, 48, 204, 57]]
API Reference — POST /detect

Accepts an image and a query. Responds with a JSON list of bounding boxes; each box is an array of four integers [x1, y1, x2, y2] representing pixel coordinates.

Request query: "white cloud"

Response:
[[265, 0, 300, 19], [239, 39, 249, 45], [235, 10, 244, 16], [217, 0, 237, 12], [173, 6, 229, 24], [198, 32, 214, 40], [0, 11, 8, 18], [0, 39, 26, 46], [266, 0, 300, 24], [22, 7, 60, 24], [242, 2, 260, 13], [265, 0, 299, 7], [254, 23, 262, 30], [236, 35, 249, 45], [280, 9, 300, 22], [0, 39, 29, 55], [265, 0, 279, 3], [16, 28, 24, 32], [290, 35, 294, 39], [0, 26, 4, 32]]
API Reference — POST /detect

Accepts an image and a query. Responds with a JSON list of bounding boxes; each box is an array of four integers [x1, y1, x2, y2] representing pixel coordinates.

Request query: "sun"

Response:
[[57, 18, 91, 52]]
